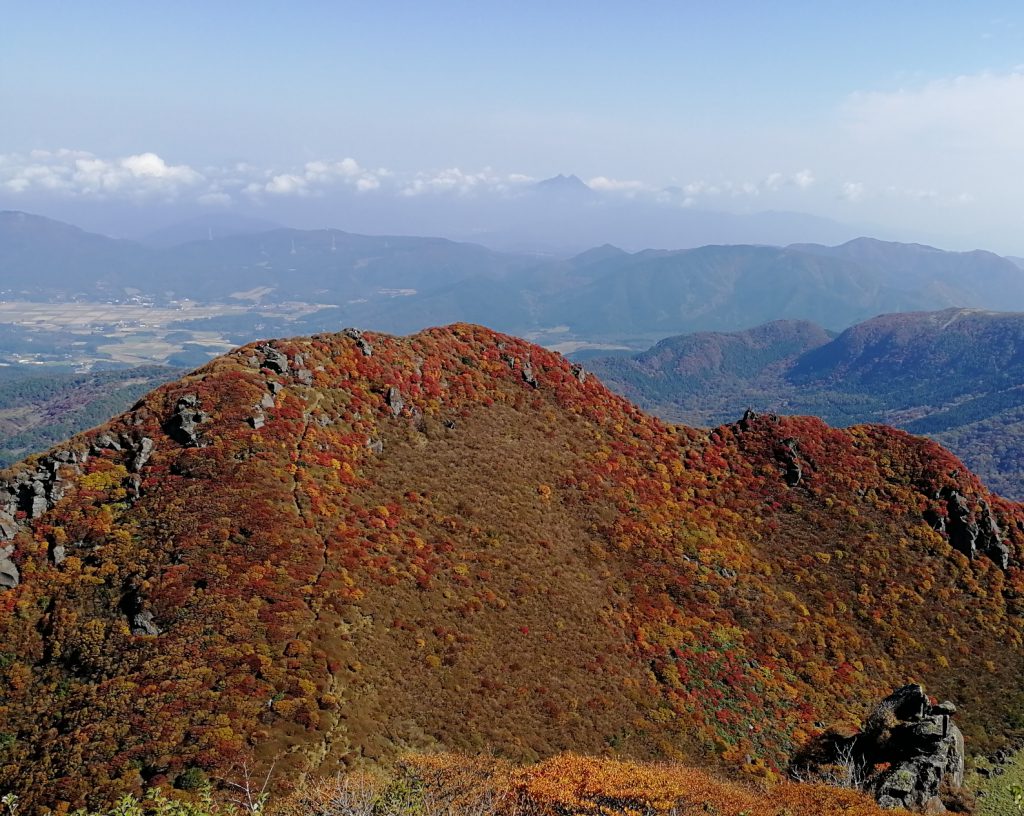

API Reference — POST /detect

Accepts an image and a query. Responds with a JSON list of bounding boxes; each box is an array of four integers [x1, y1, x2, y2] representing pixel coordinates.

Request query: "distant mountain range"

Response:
[[587, 308, 1024, 498], [5, 210, 1024, 349], [6, 173, 869, 255]]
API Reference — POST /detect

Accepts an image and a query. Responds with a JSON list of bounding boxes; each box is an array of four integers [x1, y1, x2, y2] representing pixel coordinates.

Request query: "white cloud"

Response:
[[840, 181, 865, 202], [834, 71, 1024, 215], [0, 149, 204, 199], [793, 169, 815, 189], [587, 176, 650, 192], [121, 152, 202, 183], [265, 173, 308, 195], [843, 72, 1024, 151], [399, 167, 531, 197], [253, 156, 379, 196]]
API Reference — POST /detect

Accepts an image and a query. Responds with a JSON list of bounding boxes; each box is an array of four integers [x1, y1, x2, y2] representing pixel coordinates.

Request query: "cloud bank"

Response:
[[0, 147, 825, 213]]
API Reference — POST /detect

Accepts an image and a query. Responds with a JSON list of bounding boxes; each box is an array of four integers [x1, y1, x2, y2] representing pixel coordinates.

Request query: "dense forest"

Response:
[[0, 324, 1021, 812]]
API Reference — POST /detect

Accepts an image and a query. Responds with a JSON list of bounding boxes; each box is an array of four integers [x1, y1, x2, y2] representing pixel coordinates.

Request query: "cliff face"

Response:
[[2, 324, 1024, 808]]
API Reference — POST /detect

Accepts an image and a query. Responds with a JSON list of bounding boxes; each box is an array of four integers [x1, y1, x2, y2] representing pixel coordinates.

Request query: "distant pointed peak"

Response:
[[531, 174, 595, 196]]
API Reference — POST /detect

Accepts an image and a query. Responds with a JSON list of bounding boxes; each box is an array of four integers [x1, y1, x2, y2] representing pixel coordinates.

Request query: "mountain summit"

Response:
[[530, 173, 597, 198], [2, 325, 1024, 808]]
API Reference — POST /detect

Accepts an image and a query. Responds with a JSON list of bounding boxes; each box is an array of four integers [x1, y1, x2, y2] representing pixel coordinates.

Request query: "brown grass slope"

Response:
[[0, 324, 1022, 809]]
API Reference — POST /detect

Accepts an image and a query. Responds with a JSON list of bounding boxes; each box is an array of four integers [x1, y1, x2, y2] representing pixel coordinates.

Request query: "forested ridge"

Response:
[[0, 324, 1021, 812]]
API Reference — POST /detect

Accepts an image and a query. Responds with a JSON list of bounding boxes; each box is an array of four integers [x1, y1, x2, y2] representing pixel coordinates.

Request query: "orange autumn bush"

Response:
[[283, 753, 902, 816]]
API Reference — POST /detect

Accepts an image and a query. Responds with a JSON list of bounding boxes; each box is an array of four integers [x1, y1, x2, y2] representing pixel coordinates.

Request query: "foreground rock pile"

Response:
[[801, 685, 965, 812]]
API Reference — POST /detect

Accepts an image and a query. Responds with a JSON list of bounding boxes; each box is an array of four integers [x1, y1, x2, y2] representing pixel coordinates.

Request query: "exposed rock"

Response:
[[386, 386, 405, 417], [294, 353, 304, 368], [343, 327, 374, 357], [570, 363, 587, 384], [796, 684, 964, 812], [296, 368, 314, 386], [260, 392, 275, 410], [131, 610, 162, 637], [0, 455, 73, 529], [443, 419, 457, 430], [268, 381, 284, 395], [367, 437, 384, 455], [165, 394, 209, 448], [126, 436, 154, 473], [51, 544, 66, 566], [0, 545, 18, 589], [522, 361, 539, 388], [125, 474, 142, 502], [0, 513, 18, 541], [28, 480, 48, 518], [939, 489, 1009, 568], [779, 438, 803, 486], [51, 448, 86, 466], [92, 433, 122, 452], [739, 408, 758, 431], [249, 413, 265, 430], [261, 345, 289, 374]]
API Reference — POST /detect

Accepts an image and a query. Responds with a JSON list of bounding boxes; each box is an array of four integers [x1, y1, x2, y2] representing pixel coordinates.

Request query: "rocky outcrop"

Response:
[[386, 387, 405, 417], [260, 345, 289, 375], [867, 687, 964, 811], [165, 395, 209, 447], [570, 363, 587, 384], [928, 487, 1010, 569], [0, 449, 83, 540], [126, 436, 154, 473], [0, 545, 19, 589], [778, 437, 803, 486], [797, 684, 964, 812], [343, 327, 373, 357], [522, 361, 539, 388], [131, 610, 162, 637]]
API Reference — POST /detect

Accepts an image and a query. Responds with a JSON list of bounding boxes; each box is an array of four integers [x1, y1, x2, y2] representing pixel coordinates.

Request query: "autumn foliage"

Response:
[[0, 324, 1022, 809], [285, 752, 899, 816]]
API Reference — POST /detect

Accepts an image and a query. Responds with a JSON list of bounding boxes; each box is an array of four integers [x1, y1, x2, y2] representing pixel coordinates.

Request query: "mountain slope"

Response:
[[0, 211, 154, 297], [588, 308, 1024, 498], [3, 325, 1024, 808]]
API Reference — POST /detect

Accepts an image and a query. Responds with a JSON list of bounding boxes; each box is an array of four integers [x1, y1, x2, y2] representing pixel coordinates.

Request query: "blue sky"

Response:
[[4, 2, 1024, 250]]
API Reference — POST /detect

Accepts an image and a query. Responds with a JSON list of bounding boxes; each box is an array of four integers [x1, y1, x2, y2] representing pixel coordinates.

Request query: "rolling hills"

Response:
[[2, 324, 1024, 810], [588, 308, 1024, 500]]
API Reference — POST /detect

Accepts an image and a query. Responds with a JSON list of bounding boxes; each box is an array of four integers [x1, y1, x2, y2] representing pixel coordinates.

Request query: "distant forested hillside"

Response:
[[0, 365, 179, 466], [588, 307, 1024, 498]]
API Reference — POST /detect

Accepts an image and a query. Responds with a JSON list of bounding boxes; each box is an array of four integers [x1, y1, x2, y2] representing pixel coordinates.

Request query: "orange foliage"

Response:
[[398, 753, 901, 816]]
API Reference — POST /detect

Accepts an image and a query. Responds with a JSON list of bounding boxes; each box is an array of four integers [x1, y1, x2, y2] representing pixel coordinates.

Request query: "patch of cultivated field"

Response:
[[0, 300, 245, 330], [0, 300, 333, 366]]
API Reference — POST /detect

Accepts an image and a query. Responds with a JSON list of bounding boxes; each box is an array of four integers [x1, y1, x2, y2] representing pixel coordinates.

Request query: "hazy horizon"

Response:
[[5, 3, 1024, 253]]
